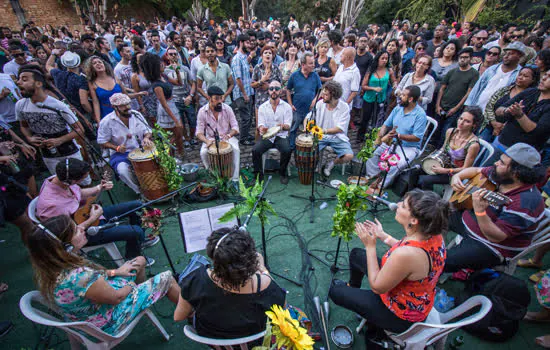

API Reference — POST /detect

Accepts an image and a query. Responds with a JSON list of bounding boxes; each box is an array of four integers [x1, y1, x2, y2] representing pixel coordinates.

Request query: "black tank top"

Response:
[[315, 57, 333, 78]]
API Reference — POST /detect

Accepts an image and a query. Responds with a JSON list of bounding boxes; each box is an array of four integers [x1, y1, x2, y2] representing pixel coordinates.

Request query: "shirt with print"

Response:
[[15, 96, 78, 135]]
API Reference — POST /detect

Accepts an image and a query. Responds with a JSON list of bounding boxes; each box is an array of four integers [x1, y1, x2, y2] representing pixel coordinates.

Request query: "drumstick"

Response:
[[314, 296, 331, 350]]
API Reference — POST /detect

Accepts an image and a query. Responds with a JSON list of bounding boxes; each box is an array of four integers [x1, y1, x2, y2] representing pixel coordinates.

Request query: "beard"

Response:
[[214, 103, 223, 112], [458, 61, 469, 68], [399, 100, 409, 107], [21, 87, 35, 98], [492, 168, 514, 185]]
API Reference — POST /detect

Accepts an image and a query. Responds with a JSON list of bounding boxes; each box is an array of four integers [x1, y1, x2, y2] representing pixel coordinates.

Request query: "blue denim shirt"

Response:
[[231, 51, 254, 100], [465, 63, 522, 107], [383, 104, 427, 149]]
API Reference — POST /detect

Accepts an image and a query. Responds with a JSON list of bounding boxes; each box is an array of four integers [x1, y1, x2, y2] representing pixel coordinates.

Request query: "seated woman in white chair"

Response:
[[329, 189, 449, 333], [27, 215, 181, 335], [174, 227, 286, 338]]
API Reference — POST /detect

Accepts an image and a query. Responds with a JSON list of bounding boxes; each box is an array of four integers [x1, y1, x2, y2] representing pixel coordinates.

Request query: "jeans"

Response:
[[175, 101, 197, 128], [252, 136, 291, 174], [444, 211, 503, 272], [232, 97, 253, 142], [328, 247, 414, 333], [359, 101, 379, 137], [86, 200, 145, 259], [289, 110, 308, 150], [437, 114, 458, 148]]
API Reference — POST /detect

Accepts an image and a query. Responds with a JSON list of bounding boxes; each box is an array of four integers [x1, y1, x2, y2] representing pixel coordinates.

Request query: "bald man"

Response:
[[333, 47, 361, 110]]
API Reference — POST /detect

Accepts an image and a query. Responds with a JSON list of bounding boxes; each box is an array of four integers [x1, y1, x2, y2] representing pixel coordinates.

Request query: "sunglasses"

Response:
[[486, 51, 499, 56], [475, 37, 488, 40], [168, 53, 177, 56], [12, 53, 25, 58], [268, 87, 281, 91], [216, 42, 224, 45], [274, 36, 280, 40]]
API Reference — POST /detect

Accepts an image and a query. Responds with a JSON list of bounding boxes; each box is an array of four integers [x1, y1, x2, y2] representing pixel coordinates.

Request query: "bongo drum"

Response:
[[207, 141, 233, 178], [295, 134, 316, 185], [128, 147, 170, 200], [421, 149, 451, 175]]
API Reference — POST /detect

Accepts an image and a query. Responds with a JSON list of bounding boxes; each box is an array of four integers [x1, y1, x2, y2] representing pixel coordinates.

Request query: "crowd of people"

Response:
[[2, 13, 550, 348]]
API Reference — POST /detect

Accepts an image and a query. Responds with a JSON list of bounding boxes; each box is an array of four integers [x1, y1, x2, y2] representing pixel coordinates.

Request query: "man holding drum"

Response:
[[196, 86, 241, 184], [252, 81, 292, 184], [97, 93, 154, 194]]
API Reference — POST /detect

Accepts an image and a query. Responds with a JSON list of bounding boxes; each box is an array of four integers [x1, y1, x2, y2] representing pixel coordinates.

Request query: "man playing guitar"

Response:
[[35, 158, 158, 265], [446, 143, 547, 272]]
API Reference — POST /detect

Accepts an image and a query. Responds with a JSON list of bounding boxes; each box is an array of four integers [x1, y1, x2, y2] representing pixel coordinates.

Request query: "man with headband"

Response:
[[97, 93, 153, 194]]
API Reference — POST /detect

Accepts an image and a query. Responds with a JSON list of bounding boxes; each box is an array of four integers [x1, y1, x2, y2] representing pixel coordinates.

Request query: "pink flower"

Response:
[[56, 289, 76, 304], [147, 222, 154, 228], [378, 161, 389, 172], [380, 149, 391, 161], [88, 314, 109, 328], [387, 154, 401, 166]]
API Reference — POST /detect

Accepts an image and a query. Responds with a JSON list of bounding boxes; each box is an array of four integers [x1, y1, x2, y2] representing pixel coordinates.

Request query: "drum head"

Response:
[[128, 147, 157, 161], [296, 133, 314, 147], [422, 158, 442, 175], [262, 126, 281, 139], [208, 141, 232, 155]]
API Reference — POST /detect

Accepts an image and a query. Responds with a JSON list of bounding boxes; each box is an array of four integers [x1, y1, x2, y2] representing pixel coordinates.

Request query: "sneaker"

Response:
[[0, 321, 13, 338], [240, 140, 255, 146], [280, 175, 289, 185], [323, 161, 335, 177], [141, 235, 160, 249], [145, 257, 156, 267]]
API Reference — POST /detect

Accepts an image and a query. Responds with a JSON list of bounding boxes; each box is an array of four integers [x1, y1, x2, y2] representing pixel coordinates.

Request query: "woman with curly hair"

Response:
[[174, 227, 285, 338], [27, 215, 180, 335]]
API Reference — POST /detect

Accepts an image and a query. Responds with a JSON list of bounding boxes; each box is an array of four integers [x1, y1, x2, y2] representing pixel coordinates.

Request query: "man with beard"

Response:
[[97, 93, 153, 194], [435, 47, 479, 145], [470, 30, 489, 65], [485, 23, 517, 51], [426, 25, 446, 57], [304, 81, 354, 177], [365, 85, 427, 189], [196, 86, 241, 184], [231, 34, 255, 146], [168, 31, 190, 68], [446, 143, 546, 272], [196, 41, 234, 105], [252, 81, 292, 184], [4, 44, 31, 79], [15, 64, 91, 185]]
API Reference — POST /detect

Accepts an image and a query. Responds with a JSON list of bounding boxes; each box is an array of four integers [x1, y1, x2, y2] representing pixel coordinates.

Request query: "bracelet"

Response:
[[108, 269, 116, 278], [116, 145, 121, 152], [448, 168, 453, 175], [383, 236, 393, 245], [475, 211, 487, 217]]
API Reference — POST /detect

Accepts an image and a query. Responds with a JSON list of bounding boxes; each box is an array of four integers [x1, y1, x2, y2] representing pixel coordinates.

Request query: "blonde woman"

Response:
[[315, 38, 338, 83]]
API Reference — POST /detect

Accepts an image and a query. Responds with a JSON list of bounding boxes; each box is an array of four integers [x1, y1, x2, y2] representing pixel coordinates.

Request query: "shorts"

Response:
[[319, 137, 353, 158]]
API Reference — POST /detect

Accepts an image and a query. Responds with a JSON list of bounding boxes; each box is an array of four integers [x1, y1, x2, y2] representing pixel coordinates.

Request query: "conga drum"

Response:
[[295, 134, 316, 185], [207, 141, 233, 178], [421, 149, 451, 175], [128, 147, 170, 200]]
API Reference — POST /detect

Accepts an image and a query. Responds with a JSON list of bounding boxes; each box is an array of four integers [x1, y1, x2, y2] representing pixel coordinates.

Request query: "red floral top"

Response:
[[380, 235, 446, 322]]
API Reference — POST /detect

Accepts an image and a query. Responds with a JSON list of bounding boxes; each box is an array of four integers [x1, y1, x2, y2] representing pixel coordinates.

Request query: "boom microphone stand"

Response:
[[240, 176, 302, 287], [108, 182, 197, 278]]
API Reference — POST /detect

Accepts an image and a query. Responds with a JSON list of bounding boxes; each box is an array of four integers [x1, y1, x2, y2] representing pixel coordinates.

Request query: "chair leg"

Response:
[[104, 243, 124, 267], [145, 309, 170, 341], [356, 318, 367, 334], [67, 333, 83, 350]]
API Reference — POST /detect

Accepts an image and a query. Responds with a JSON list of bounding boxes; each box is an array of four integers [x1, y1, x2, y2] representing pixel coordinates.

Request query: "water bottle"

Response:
[[319, 202, 328, 210], [434, 289, 455, 313]]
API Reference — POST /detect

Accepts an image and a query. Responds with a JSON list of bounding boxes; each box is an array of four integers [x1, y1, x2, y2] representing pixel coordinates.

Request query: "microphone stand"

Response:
[[108, 182, 197, 277], [240, 176, 302, 287], [206, 123, 227, 196], [290, 89, 335, 223]]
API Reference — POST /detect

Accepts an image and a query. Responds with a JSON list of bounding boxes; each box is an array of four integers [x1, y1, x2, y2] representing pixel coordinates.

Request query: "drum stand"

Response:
[[206, 124, 230, 199], [108, 182, 197, 278], [240, 176, 302, 287]]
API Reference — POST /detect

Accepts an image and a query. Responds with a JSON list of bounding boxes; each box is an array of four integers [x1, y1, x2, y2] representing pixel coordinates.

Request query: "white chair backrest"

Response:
[[474, 139, 494, 167], [27, 197, 40, 224], [184, 325, 265, 349], [420, 116, 438, 155]]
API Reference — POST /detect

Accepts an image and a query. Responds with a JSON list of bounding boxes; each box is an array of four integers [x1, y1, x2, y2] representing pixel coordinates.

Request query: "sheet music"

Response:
[[208, 203, 238, 231], [179, 204, 237, 253]]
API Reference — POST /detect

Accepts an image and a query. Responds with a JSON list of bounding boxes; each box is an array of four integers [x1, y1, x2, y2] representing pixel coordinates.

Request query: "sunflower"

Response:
[[266, 305, 314, 350], [306, 120, 315, 131], [314, 131, 324, 140], [312, 125, 322, 134]]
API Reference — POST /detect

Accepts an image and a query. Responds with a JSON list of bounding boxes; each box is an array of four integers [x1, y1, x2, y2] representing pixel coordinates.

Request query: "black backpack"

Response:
[[459, 269, 530, 342]]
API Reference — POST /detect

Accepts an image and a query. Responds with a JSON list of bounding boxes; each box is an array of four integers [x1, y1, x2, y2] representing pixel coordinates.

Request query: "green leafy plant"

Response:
[[202, 169, 235, 195], [357, 128, 380, 162], [219, 176, 277, 225], [153, 125, 183, 191], [332, 184, 368, 242]]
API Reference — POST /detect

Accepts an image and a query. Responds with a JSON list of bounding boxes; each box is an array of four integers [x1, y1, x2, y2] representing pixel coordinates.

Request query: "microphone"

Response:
[[86, 221, 121, 236], [135, 134, 144, 152], [371, 195, 398, 211]]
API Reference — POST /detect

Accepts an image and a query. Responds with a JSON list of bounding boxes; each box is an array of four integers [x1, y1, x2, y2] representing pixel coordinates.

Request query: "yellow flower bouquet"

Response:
[[253, 305, 314, 350]]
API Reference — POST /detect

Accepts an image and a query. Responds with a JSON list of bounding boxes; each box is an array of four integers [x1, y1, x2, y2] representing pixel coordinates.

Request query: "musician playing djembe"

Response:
[[97, 93, 154, 194], [445, 143, 546, 272], [196, 86, 241, 184], [417, 107, 482, 191], [36, 158, 158, 264]]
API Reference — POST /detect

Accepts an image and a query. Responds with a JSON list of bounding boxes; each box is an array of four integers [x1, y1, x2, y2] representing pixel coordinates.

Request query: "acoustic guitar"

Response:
[[73, 170, 112, 226], [450, 173, 513, 210]]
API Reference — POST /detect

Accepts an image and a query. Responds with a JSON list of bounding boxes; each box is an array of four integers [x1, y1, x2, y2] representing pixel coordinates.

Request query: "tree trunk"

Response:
[[241, 0, 249, 20], [249, 0, 257, 19]]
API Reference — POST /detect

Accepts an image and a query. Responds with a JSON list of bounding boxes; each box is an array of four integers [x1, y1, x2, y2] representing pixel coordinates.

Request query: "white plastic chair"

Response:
[[420, 116, 438, 156], [20, 291, 170, 350], [184, 324, 265, 350], [262, 148, 292, 176], [357, 295, 492, 350], [28, 197, 124, 267], [442, 138, 494, 201]]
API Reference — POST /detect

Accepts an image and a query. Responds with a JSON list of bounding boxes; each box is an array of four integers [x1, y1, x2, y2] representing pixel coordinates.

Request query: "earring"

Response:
[[408, 223, 412, 228]]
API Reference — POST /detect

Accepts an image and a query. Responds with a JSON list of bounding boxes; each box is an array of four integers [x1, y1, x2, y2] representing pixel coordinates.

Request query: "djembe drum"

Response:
[[207, 141, 234, 178], [421, 149, 451, 175], [295, 134, 316, 185], [128, 147, 170, 200]]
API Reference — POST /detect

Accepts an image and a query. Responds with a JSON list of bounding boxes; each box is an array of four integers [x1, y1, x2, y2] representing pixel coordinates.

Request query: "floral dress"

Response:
[[54, 267, 173, 335], [535, 269, 550, 308], [252, 63, 282, 109]]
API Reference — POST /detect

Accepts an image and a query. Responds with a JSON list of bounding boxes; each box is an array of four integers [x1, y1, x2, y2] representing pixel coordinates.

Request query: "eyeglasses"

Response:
[[486, 51, 499, 56], [12, 53, 25, 58], [268, 87, 281, 91], [168, 53, 177, 56]]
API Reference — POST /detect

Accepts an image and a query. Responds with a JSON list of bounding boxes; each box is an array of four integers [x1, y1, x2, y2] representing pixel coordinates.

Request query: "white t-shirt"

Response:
[[306, 99, 351, 142], [333, 63, 361, 108], [0, 73, 20, 123], [258, 99, 293, 141], [97, 110, 152, 156], [477, 66, 514, 111], [114, 62, 133, 89], [15, 96, 78, 135], [327, 48, 343, 66]]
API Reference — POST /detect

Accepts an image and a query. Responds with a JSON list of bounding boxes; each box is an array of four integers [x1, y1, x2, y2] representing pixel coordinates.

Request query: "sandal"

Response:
[[536, 335, 550, 348], [525, 310, 550, 323], [518, 258, 543, 269], [530, 270, 545, 283]]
